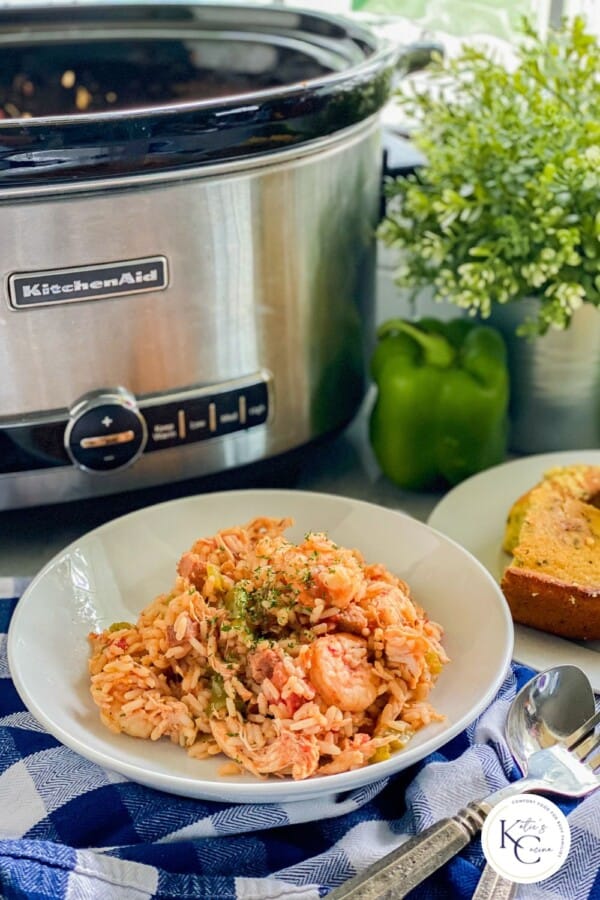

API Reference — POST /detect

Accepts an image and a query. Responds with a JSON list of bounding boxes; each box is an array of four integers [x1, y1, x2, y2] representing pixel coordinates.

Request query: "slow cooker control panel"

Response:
[[142, 378, 269, 453], [65, 388, 148, 473], [0, 373, 271, 475]]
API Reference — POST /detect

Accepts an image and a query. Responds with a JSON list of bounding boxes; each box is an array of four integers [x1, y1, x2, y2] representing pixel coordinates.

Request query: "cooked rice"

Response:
[[88, 516, 448, 780]]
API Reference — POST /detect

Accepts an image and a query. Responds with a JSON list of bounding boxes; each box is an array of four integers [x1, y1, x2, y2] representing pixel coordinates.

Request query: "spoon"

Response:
[[472, 664, 596, 900], [328, 664, 596, 900], [506, 664, 596, 771]]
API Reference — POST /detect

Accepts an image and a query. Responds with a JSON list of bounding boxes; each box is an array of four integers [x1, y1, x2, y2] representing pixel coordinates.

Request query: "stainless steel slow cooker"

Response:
[[0, 0, 398, 510]]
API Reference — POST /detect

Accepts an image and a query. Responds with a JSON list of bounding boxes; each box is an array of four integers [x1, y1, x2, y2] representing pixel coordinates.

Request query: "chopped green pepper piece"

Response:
[[209, 674, 227, 713], [209, 673, 246, 715], [108, 621, 133, 632], [225, 585, 249, 618]]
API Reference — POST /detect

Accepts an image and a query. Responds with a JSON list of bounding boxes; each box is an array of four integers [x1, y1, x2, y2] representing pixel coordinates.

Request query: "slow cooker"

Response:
[[0, 0, 400, 510]]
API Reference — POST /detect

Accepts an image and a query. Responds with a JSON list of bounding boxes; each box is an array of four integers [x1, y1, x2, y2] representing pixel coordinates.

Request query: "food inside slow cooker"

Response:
[[0, 38, 332, 118]]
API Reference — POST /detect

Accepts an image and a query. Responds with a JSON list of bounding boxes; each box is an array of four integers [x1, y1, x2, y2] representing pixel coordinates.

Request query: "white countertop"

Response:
[[0, 396, 443, 577]]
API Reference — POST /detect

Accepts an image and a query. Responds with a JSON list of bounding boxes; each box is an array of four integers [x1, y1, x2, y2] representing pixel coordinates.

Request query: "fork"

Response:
[[326, 710, 600, 900], [471, 708, 600, 900]]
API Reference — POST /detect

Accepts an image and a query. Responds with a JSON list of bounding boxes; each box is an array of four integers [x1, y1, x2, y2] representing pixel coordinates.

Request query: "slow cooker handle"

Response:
[[395, 39, 444, 76]]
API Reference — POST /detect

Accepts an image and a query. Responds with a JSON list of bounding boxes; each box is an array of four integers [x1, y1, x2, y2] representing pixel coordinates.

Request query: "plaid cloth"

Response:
[[1, 578, 599, 900]]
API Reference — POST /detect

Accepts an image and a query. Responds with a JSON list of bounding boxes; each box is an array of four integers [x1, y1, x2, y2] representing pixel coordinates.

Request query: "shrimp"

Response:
[[308, 633, 379, 713], [313, 564, 362, 609], [362, 583, 417, 628]]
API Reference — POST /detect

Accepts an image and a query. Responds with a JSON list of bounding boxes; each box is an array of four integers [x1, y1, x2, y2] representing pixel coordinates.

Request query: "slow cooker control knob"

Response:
[[65, 388, 147, 473]]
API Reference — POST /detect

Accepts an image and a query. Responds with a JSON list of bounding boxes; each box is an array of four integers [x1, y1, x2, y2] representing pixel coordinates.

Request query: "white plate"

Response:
[[8, 488, 512, 803], [428, 451, 600, 691]]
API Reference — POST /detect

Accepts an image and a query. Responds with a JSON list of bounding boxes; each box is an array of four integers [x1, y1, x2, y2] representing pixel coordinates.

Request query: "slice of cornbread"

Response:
[[501, 465, 600, 640]]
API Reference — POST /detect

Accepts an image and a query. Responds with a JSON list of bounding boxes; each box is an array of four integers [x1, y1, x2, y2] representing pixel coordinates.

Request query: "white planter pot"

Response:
[[488, 300, 600, 453]]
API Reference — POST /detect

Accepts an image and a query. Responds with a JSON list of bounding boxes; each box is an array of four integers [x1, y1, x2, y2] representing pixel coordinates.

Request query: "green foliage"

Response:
[[380, 16, 600, 336]]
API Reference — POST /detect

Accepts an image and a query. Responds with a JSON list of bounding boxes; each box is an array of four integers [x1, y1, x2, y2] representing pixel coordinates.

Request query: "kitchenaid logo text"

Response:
[[8, 256, 168, 308]]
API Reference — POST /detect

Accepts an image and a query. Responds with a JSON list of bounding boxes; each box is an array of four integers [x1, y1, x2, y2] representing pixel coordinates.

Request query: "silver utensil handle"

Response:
[[327, 801, 490, 899], [472, 864, 518, 900]]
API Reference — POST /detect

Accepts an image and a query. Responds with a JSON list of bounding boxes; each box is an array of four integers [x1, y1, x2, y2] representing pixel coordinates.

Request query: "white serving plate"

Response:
[[428, 451, 600, 691], [8, 488, 513, 802]]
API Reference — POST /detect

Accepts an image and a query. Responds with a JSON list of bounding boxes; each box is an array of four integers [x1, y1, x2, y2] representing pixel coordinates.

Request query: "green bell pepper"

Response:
[[369, 317, 509, 490]]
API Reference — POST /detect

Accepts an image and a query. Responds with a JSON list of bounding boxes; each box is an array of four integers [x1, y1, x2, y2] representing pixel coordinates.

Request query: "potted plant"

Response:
[[379, 15, 600, 452]]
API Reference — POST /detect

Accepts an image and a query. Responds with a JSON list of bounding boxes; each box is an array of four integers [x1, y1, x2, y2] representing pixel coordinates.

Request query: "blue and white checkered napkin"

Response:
[[1, 579, 599, 900]]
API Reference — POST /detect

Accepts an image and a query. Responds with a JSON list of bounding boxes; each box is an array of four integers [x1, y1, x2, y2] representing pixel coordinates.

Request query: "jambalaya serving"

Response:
[[88, 517, 448, 780]]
